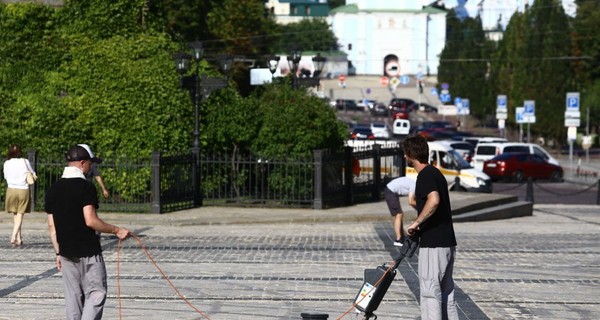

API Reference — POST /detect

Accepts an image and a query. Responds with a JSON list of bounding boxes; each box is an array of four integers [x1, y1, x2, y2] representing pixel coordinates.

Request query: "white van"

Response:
[[405, 141, 492, 193], [392, 119, 410, 137], [471, 142, 559, 171]]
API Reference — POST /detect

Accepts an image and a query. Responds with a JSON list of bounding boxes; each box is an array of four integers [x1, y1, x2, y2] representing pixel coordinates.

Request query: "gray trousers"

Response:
[[60, 254, 107, 320], [418, 247, 458, 320]]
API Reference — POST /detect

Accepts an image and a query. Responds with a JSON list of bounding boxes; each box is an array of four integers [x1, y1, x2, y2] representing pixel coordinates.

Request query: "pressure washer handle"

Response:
[[391, 236, 419, 270]]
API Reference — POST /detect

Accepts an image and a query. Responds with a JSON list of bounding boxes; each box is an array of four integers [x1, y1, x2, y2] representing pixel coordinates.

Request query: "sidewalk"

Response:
[[0, 192, 519, 228]]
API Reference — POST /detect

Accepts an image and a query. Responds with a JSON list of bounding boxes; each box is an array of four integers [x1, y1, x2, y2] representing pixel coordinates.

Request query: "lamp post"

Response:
[[173, 42, 232, 207], [268, 52, 326, 89]]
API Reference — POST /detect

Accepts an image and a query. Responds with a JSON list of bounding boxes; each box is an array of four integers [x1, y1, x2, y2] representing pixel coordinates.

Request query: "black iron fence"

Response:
[[1, 143, 405, 213]]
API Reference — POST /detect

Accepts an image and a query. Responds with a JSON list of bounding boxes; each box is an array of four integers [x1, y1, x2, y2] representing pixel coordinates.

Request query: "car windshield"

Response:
[[448, 149, 473, 169]]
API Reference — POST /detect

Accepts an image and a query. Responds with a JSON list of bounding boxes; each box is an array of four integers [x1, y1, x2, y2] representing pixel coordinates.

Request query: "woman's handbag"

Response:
[[24, 159, 37, 185]]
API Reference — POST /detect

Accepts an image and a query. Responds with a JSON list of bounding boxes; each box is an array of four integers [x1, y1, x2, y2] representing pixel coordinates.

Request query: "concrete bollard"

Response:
[[525, 177, 534, 202], [597, 179, 600, 205], [301, 312, 329, 319]]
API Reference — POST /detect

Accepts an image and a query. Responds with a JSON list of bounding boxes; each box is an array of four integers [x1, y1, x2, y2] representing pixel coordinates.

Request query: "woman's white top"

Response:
[[3, 158, 36, 189]]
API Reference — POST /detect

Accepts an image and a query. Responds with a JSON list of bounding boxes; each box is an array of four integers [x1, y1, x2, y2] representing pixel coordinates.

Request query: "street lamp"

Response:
[[173, 42, 231, 207], [269, 52, 326, 90]]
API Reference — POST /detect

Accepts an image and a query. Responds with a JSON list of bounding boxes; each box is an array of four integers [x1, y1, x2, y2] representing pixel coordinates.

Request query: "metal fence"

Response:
[[1, 144, 405, 213]]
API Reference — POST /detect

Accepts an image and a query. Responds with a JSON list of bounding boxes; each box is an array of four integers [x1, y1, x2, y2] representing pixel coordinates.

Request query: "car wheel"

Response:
[[550, 170, 562, 182], [513, 170, 524, 182]]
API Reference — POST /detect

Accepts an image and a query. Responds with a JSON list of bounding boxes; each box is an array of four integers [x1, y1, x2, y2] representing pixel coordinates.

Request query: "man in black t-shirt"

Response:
[[403, 135, 458, 320], [46, 145, 130, 320]]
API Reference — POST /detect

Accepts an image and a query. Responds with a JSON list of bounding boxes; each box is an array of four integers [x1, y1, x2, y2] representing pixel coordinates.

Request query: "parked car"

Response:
[[472, 142, 559, 171], [483, 153, 563, 182], [389, 98, 416, 111], [371, 103, 389, 116], [350, 126, 375, 140], [390, 105, 410, 119], [415, 102, 438, 113], [335, 99, 362, 111], [392, 119, 410, 137], [370, 122, 391, 139], [445, 141, 475, 162], [405, 141, 492, 192], [411, 121, 456, 134], [461, 136, 507, 148]]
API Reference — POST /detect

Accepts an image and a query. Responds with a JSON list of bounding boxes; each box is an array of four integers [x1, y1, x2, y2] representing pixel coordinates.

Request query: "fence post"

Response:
[[372, 144, 381, 201], [525, 177, 534, 202], [313, 149, 323, 209], [344, 146, 354, 205], [27, 150, 37, 211], [151, 151, 161, 214]]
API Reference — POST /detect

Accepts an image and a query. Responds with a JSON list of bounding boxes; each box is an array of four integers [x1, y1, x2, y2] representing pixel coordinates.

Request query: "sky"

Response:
[[426, 0, 577, 29]]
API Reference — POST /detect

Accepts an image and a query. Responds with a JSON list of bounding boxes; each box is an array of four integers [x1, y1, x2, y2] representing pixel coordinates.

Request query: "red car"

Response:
[[483, 152, 563, 182]]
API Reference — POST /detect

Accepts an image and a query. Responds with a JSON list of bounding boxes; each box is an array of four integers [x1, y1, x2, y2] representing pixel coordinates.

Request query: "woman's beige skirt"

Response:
[[5, 188, 30, 213]]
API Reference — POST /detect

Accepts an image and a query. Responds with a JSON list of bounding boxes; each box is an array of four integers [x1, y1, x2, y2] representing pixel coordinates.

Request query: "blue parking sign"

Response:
[[524, 100, 535, 115], [566, 92, 580, 111], [430, 88, 438, 96], [497, 95, 507, 110]]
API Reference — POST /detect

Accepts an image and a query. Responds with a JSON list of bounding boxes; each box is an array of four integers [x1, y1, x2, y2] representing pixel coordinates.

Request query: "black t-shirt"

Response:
[[414, 165, 457, 248], [45, 177, 101, 258]]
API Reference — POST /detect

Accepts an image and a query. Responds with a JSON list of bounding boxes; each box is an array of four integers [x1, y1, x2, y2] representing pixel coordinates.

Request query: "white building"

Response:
[[328, 0, 447, 76]]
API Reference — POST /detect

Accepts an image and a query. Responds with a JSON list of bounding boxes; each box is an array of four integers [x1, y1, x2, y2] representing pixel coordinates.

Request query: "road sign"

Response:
[[400, 75, 410, 85], [497, 95, 507, 110], [441, 83, 449, 90], [440, 93, 451, 103], [524, 100, 535, 115], [566, 92, 580, 111], [380, 76, 389, 86], [516, 107, 525, 123], [430, 88, 438, 96], [390, 76, 400, 88], [461, 99, 470, 115]]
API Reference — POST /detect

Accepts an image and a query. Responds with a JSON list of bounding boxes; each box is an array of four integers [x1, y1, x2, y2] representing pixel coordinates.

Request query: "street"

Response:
[[1, 202, 599, 319]]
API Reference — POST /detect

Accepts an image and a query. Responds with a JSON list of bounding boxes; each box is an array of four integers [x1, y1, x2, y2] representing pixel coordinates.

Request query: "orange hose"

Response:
[[116, 233, 211, 320]]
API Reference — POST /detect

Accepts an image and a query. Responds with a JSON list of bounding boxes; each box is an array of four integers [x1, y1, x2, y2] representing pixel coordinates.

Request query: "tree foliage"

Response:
[[438, 12, 492, 122], [441, 0, 599, 145], [273, 18, 339, 53]]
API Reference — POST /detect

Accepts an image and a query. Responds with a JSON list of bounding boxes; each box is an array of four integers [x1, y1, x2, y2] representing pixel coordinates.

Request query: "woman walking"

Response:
[[3, 144, 36, 246]]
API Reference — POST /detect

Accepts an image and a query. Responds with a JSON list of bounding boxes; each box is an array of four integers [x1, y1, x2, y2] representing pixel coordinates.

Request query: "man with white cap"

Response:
[[78, 144, 109, 199], [46, 144, 130, 319]]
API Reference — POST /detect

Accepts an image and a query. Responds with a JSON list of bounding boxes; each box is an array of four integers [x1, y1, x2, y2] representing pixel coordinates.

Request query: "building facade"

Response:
[[328, 0, 447, 76], [265, 0, 329, 24]]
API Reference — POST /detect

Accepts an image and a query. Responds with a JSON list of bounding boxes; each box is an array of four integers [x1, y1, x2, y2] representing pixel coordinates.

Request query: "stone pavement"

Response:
[[1, 195, 599, 319]]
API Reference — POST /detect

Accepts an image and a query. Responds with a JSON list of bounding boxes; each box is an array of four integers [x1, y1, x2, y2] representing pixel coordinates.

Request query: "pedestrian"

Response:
[[403, 135, 458, 320], [78, 144, 109, 199], [45, 144, 130, 320], [384, 176, 415, 247], [3, 144, 36, 247]]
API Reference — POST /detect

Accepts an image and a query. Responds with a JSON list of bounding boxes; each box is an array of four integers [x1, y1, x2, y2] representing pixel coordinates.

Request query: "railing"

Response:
[[1, 144, 406, 213]]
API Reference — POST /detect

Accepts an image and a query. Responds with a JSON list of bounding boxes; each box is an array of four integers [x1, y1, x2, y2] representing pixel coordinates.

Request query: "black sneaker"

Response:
[[393, 239, 404, 247]]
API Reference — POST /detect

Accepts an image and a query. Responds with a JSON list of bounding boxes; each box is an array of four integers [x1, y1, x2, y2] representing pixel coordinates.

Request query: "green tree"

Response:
[[251, 81, 346, 159], [573, 0, 600, 136], [206, 0, 276, 56], [273, 18, 339, 52], [162, 0, 214, 42], [490, 11, 527, 124], [515, 0, 573, 143], [438, 12, 492, 122], [56, 0, 167, 39]]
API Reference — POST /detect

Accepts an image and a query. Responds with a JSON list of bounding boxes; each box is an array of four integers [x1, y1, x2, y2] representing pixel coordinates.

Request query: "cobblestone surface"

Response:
[[1, 204, 599, 319]]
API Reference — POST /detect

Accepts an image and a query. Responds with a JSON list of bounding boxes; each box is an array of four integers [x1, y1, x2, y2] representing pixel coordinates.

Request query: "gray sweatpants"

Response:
[[60, 254, 107, 320], [418, 247, 458, 320]]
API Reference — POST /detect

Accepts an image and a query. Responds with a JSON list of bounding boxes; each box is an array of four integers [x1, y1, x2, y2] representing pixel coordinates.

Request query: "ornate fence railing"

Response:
[[1, 144, 406, 213]]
